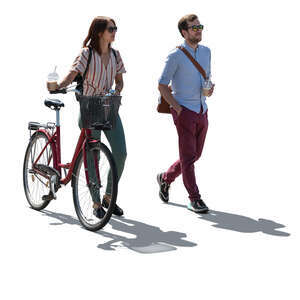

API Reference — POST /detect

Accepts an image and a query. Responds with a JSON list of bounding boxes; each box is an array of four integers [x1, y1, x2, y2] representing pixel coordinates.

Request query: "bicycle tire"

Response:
[[23, 131, 53, 210], [72, 142, 118, 231]]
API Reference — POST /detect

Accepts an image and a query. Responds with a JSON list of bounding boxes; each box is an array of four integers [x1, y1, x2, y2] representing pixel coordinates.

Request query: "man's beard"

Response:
[[187, 35, 201, 45]]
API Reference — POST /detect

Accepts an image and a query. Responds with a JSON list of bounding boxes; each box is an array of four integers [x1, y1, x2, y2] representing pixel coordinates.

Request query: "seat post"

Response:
[[55, 108, 62, 175], [56, 109, 60, 126]]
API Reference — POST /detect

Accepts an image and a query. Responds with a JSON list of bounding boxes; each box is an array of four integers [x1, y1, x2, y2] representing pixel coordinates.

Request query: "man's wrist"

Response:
[[173, 103, 181, 112]]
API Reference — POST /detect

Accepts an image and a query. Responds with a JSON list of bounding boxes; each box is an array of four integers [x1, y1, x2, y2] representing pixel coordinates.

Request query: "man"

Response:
[[157, 14, 214, 213]]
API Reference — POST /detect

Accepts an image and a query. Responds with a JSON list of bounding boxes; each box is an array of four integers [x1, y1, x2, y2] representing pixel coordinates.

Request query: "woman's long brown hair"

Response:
[[83, 16, 116, 55]]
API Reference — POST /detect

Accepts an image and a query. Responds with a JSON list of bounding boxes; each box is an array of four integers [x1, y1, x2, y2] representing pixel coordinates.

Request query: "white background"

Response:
[[1, 0, 299, 299]]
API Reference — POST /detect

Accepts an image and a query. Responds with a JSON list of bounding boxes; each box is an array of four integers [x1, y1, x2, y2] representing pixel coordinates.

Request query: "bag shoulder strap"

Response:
[[76, 46, 93, 95], [111, 48, 118, 62], [82, 46, 93, 82], [177, 46, 207, 80]]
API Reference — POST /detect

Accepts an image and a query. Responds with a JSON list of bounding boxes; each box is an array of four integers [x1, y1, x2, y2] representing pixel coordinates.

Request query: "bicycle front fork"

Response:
[[82, 130, 102, 202]]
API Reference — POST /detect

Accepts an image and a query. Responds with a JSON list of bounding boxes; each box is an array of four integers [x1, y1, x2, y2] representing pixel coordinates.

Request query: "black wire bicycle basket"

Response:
[[76, 94, 121, 130]]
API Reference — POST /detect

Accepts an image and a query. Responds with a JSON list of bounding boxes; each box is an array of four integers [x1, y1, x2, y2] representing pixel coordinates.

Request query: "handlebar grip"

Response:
[[50, 89, 67, 94]]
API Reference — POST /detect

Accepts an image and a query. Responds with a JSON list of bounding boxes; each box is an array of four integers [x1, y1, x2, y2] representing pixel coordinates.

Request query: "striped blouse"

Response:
[[70, 47, 126, 96]]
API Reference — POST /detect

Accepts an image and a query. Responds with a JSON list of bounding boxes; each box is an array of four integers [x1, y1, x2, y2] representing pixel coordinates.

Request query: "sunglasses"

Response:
[[188, 24, 204, 32], [107, 26, 118, 33]]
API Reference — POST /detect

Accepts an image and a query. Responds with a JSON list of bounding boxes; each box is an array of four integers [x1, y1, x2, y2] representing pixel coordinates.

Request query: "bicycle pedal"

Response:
[[42, 191, 56, 201]]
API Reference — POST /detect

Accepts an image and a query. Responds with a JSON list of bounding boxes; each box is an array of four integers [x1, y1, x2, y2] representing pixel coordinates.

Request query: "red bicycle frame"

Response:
[[33, 125, 100, 186]]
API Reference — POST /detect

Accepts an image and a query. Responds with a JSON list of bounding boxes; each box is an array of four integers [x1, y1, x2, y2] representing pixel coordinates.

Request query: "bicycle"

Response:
[[23, 87, 121, 231]]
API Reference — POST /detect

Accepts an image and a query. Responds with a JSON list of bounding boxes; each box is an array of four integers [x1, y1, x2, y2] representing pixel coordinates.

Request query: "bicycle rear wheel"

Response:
[[23, 131, 53, 210], [72, 142, 118, 231]]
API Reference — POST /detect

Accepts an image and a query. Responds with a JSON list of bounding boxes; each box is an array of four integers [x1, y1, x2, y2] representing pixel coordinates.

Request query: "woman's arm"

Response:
[[57, 71, 78, 89], [114, 73, 124, 95]]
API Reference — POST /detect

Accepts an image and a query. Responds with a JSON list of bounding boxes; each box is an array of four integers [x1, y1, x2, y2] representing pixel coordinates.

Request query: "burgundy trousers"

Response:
[[163, 106, 208, 202]]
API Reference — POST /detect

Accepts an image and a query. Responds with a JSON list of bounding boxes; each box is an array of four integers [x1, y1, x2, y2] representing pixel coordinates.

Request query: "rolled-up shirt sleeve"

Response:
[[158, 50, 178, 85], [116, 50, 126, 74], [70, 47, 90, 75]]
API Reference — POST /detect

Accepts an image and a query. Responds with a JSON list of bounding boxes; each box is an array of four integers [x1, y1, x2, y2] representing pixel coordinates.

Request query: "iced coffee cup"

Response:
[[202, 77, 212, 96], [47, 67, 59, 91], [47, 81, 58, 91], [202, 86, 211, 96]]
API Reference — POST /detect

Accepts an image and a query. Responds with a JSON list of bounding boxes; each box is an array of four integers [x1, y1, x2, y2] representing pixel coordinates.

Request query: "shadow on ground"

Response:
[[167, 202, 290, 237], [40, 209, 197, 253]]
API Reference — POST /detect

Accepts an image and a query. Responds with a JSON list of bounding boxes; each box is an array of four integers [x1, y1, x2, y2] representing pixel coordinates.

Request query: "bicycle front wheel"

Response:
[[72, 142, 118, 231]]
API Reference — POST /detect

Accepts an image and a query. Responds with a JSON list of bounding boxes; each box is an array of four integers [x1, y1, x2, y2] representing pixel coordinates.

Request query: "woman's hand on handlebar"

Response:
[[47, 70, 78, 92]]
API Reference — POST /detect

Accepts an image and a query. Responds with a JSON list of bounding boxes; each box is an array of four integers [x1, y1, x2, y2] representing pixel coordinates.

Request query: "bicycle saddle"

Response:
[[44, 98, 65, 110]]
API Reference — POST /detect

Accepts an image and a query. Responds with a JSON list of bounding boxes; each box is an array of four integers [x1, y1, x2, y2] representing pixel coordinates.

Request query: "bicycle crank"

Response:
[[33, 164, 61, 201]]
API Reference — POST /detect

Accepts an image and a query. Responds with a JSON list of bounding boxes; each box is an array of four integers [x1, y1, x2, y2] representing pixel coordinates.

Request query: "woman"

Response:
[[50, 16, 127, 218]]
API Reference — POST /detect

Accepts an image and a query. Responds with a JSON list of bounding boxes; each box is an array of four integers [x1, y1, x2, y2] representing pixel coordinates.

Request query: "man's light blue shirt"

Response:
[[158, 41, 211, 114]]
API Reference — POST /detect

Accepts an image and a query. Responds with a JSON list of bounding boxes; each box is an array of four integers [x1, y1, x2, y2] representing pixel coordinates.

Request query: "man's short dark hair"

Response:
[[178, 14, 198, 37]]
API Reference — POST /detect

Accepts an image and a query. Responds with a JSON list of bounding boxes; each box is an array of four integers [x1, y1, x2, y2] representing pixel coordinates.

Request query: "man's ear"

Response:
[[182, 29, 188, 39]]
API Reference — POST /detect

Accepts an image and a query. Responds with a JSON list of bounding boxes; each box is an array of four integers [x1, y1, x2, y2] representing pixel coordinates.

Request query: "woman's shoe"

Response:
[[93, 206, 106, 219], [102, 196, 124, 216]]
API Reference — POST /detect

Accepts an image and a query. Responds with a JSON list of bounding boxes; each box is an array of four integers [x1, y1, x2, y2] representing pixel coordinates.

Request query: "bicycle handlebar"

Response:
[[49, 89, 67, 94], [49, 85, 82, 95], [49, 87, 120, 96]]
